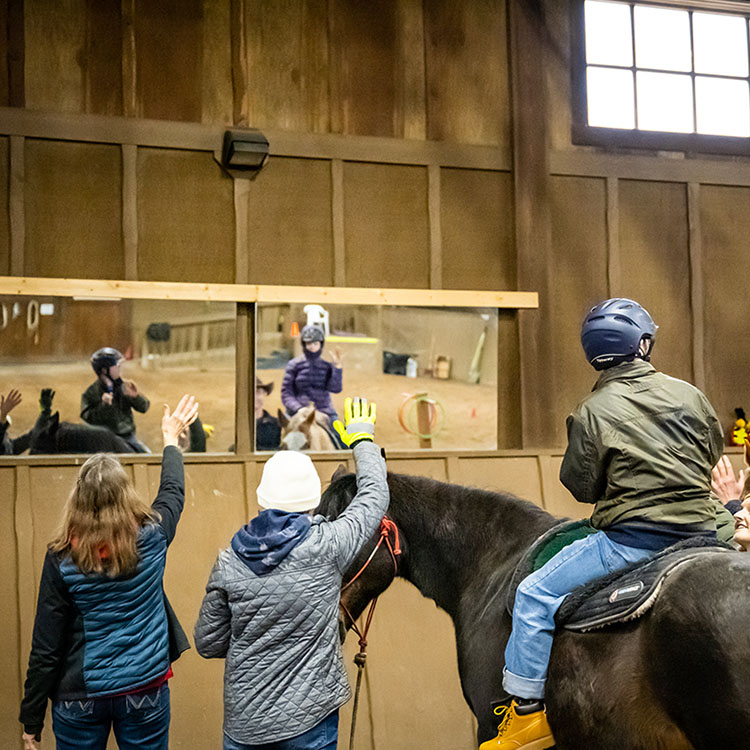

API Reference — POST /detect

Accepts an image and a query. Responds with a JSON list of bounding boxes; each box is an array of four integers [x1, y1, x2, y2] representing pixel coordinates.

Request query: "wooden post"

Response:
[[509, 0, 555, 448], [416, 393, 432, 449], [235, 302, 255, 453]]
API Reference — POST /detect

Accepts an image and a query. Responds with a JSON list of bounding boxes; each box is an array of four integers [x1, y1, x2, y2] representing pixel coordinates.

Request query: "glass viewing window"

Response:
[[584, 0, 750, 138]]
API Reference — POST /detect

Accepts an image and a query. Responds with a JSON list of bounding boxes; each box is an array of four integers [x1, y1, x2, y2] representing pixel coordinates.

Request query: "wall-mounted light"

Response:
[[221, 128, 269, 179]]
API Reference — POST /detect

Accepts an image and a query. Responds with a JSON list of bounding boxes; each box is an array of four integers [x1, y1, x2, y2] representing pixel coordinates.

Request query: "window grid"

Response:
[[584, 1, 750, 137]]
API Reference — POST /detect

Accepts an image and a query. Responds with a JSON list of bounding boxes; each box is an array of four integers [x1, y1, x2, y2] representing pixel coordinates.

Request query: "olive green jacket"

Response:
[[560, 360, 723, 532]]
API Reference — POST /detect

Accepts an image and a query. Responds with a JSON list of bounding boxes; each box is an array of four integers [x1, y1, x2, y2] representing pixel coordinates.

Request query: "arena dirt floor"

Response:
[[0, 358, 497, 453]]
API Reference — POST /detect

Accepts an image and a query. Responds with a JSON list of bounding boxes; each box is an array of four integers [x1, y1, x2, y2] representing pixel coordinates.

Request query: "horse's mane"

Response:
[[320, 470, 557, 616]]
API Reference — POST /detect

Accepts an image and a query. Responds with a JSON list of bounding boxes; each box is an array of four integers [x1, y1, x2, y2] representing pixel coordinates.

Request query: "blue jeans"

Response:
[[51, 683, 170, 750], [503, 531, 653, 700], [223, 711, 339, 750]]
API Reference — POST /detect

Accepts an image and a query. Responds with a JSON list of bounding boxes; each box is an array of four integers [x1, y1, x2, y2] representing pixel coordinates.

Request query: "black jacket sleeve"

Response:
[[19, 551, 73, 736], [152, 446, 185, 546]]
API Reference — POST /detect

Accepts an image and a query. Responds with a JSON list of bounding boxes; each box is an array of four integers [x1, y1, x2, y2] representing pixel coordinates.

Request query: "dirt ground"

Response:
[[0, 359, 496, 453]]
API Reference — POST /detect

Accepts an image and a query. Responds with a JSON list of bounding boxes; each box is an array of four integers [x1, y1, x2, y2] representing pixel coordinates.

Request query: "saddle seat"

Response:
[[506, 520, 734, 632]]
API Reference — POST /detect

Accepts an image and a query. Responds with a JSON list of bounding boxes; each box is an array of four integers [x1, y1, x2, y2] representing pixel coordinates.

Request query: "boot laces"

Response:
[[493, 704, 515, 737]]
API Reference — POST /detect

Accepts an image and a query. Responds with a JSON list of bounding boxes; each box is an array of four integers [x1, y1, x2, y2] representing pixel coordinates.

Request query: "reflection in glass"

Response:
[[634, 6, 692, 73], [696, 77, 750, 137], [636, 71, 694, 133], [584, 1, 633, 68], [693, 13, 749, 78], [257, 303, 498, 452], [0, 296, 236, 455], [587, 67, 635, 129]]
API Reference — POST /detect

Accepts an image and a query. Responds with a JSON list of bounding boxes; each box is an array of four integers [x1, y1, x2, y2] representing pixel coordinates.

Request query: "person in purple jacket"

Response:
[[281, 325, 343, 428]]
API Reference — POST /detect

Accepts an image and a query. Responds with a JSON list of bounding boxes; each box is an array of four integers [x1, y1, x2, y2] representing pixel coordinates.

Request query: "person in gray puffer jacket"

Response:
[[194, 397, 388, 750]]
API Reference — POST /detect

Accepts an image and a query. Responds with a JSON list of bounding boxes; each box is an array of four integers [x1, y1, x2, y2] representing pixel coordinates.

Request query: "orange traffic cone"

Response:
[[290, 321, 300, 337]]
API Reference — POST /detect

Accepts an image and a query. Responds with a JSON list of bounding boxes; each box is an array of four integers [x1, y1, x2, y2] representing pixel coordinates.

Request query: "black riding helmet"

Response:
[[300, 325, 325, 345], [90, 347, 124, 376]]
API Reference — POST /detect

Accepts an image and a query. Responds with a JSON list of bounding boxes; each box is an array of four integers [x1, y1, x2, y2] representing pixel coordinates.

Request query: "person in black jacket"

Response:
[[19, 394, 199, 750], [81, 348, 151, 452]]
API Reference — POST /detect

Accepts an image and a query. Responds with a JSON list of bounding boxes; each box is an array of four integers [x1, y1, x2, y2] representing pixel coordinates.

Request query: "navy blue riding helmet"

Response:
[[90, 347, 124, 375], [581, 298, 657, 371]]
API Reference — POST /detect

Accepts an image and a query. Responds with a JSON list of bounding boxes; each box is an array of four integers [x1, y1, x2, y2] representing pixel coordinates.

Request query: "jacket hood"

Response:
[[231, 509, 311, 575]]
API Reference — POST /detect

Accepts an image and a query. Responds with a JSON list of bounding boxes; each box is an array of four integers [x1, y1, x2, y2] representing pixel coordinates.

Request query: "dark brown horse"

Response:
[[319, 469, 750, 750]]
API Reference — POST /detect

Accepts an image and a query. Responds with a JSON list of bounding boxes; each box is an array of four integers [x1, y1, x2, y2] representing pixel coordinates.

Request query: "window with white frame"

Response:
[[583, 0, 750, 138]]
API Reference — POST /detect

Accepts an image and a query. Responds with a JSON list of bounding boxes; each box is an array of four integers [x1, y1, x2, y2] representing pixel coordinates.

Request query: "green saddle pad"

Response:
[[530, 519, 598, 571]]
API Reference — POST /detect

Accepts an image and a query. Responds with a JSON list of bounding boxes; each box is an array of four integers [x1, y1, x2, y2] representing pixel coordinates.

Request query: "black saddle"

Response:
[[506, 521, 734, 632]]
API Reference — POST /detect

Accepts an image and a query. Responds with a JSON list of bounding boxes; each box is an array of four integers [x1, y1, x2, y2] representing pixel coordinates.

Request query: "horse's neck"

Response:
[[388, 476, 557, 620]]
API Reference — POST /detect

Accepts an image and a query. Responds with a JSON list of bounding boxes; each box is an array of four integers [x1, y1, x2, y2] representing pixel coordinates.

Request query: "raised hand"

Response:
[[331, 347, 343, 368], [161, 395, 199, 448], [0, 388, 22, 423], [122, 380, 139, 398], [711, 455, 748, 505], [333, 396, 376, 448]]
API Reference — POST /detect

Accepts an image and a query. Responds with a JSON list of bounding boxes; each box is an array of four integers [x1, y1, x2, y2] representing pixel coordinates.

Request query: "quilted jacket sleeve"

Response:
[[194, 553, 231, 659], [325, 441, 389, 574]]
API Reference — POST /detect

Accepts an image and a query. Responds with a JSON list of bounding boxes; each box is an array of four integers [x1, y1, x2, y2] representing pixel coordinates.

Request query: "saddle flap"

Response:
[[555, 539, 733, 632]]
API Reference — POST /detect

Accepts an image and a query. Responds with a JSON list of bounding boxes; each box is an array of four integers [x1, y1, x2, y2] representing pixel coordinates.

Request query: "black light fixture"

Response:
[[221, 128, 269, 178]]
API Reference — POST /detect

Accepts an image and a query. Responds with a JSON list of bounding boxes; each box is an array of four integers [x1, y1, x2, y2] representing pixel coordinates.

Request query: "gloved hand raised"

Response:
[[333, 397, 376, 448]]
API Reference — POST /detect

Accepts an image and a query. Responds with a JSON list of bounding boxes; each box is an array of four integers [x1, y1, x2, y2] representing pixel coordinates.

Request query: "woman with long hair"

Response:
[[20, 394, 199, 750]]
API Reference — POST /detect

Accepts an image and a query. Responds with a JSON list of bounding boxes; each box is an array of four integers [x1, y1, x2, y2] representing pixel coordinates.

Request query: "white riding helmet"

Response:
[[256, 451, 321, 512]]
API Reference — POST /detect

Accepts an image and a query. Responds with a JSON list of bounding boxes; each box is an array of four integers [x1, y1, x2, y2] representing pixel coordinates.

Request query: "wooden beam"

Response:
[[331, 159, 346, 287], [234, 302, 254, 454], [0, 107, 511, 170], [230, 0, 248, 126], [687, 182, 705, 390], [122, 144, 138, 280], [121, 0, 137, 117], [428, 164, 442, 289], [9, 135, 24, 276], [606, 176, 620, 295], [7, 0, 24, 108], [233, 178, 250, 284], [14, 466, 35, 694], [510, 0, 555, 448], [551, 149, 750, 188], [0, 276, 540, 308]]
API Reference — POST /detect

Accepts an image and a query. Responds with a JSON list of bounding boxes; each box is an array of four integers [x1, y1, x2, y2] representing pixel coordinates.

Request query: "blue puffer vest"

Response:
[[59, 524, 170, 695]]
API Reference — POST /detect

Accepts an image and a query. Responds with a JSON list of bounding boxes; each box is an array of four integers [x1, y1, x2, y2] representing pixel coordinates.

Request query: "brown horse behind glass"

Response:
[[319, 469, 750, 750], [278, 405, 337, 451]]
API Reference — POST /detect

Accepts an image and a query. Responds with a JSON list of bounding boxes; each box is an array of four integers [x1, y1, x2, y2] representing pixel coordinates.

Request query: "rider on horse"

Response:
[[481, 298, 725, 750]]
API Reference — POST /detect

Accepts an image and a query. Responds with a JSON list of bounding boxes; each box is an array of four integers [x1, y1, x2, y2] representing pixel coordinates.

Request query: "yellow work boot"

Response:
[[478, 700, 554, 750]]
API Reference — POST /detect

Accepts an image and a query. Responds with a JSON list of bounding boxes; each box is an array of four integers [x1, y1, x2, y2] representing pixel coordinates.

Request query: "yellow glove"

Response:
[[333, 397, 376, 448], [202, 423, 215, 438]]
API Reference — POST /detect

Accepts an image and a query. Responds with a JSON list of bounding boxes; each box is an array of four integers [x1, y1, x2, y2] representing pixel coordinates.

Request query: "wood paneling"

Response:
[[244, 157, 334, 286], [328, 0, 398, 137], [245, 0, 329, 133], [701, 185, 750, 433], [617, 180, 693, 384], [497, 310, 522, 449], [137, 148, 234, 282], [440, 168, 514, 290], [457, 455, 543, 504], [23, 140, 123, 279], [83, 0, 123, 116], [549, 176, 608, 446], [134, 0, 203, 122], [23, 0, 86, 113], [0, 467, 19, 746], [0, 137, 9, 276], [201, 0, 233, 125], [424, 0, 509, 146], [343, 162, 429, 289]]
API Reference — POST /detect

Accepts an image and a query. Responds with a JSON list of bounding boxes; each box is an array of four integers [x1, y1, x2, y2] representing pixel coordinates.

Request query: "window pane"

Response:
[[634, 6, 692, 72], [587, 66, 636, 129], [636, 71, 694, 132], [585, 0, 633, 67], [693, 13, 749, 77], [696, 77, 750, 137]]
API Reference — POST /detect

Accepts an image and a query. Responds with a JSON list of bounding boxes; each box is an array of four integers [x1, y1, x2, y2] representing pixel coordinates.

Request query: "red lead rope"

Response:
[[340, 516, 401, 750]]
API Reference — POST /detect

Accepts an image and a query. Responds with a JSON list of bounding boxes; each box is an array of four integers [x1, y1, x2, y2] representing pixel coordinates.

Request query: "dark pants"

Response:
[[51, 683, 170, 750], [223, 711, 338, 750]]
